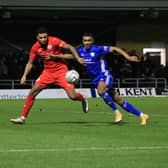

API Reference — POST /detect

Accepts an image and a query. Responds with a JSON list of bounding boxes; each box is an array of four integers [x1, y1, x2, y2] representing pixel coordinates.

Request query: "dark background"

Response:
[[1, 0, 168, 80]]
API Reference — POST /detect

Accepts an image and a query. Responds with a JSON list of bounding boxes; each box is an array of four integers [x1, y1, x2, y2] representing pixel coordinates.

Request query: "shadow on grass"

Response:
[[29, 120, 128, 126]]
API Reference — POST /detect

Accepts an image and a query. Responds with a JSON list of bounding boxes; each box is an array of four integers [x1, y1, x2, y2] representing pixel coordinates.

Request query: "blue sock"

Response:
[[100, 92, 118, 111], [121, 101, 141, 116]]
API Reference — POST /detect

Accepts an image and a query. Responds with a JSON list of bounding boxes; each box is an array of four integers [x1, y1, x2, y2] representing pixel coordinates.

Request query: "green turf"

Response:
[[0, 97, 168, 168]]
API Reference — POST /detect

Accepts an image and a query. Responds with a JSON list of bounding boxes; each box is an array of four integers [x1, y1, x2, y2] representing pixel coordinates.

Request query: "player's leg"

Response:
[[10, 71, 49, 124], [111, 91, 149, 125], [65, 89, 88, 113], [10, 84, 42, 124], [97, 81, 122, 123], [56, 71, 88, 113]]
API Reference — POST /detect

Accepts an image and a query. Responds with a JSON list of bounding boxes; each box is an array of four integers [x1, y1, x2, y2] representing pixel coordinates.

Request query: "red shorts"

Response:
[[35, 69, 74, 91]]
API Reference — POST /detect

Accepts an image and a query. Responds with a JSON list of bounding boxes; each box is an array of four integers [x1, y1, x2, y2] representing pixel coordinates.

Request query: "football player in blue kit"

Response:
[[77, 32, 149, 125]]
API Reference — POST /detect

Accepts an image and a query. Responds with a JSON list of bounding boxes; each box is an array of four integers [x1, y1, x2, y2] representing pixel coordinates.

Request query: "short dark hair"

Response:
[[82, 32, 94, 38], [35, 27, 48, 35]]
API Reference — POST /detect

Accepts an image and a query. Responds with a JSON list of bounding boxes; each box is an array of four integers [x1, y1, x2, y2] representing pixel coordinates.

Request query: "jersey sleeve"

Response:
[[99, 46, 110, 55], [52, 37, 67, 48]]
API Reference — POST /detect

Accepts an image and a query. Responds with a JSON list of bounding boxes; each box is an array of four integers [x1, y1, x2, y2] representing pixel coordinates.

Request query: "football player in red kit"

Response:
[[10, 27, 88, 124]]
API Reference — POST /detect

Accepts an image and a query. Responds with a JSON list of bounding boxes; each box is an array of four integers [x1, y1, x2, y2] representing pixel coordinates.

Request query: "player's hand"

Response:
[[43, 55, 52, 60], [129, 56, 141, 62], [43, 54, 61, 61], [77, 58, 86, 65], [20, 76, 27, 84]]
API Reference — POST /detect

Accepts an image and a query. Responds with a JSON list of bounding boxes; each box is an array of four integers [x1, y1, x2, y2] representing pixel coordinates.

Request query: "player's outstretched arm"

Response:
[[54, 54, 73, 59], [64, 43, 86, 65], [20, 60, 33, 84], [110, 46, 140, 62], [44, 54, 74, 60]]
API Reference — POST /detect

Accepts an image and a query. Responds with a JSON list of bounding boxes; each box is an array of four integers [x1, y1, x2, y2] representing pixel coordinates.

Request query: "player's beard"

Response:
[[41, 40, 48, 49]]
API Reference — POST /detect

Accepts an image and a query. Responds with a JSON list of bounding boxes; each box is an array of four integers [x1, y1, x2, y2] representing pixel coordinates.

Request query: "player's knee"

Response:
[[116, 99, 124, 105], [97, 90, 104, 96], [114, 96, 124, 105], [69, 95, 76, 100]]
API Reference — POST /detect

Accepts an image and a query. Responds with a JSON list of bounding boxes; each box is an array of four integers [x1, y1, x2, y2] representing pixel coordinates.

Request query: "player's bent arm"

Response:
[[110, 46, 140, 62], [48, 54, 74, 60], [64, 43, 85, 64], [20, 60, 33, 84], [56, 54, 73, 59]]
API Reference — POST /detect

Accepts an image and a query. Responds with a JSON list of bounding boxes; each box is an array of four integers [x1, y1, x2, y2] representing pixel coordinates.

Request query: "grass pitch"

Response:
[[0, 97, 168, 168]]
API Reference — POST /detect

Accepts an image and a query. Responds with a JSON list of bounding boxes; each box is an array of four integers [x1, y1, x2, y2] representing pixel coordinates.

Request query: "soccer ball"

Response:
[[66, 70, 80, 84]]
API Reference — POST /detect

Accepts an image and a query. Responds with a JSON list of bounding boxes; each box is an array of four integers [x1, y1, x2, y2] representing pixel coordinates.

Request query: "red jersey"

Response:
[[29, 36, 68, 72]]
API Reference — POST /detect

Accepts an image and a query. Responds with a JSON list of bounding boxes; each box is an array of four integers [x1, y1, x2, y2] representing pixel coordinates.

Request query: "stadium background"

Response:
[[1, 0, 168, 54], [0, 0, 168, 90], [0, 2, 168, 168]]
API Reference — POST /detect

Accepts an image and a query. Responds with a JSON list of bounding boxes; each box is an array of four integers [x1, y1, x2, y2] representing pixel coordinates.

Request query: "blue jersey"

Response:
[[77, 45, 114, 88]]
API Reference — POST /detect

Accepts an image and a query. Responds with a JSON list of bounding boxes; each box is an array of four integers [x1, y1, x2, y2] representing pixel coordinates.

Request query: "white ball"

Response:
[[66, 70, 80, 84]]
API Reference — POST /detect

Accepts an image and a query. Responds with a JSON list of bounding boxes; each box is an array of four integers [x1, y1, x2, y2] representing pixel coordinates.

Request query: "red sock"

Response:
[[21, 95, 35, 117], [75, 92, 85, 101]]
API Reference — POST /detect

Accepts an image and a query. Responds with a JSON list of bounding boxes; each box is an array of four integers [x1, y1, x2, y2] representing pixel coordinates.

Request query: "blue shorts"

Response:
[[90, 70, 114, 89]]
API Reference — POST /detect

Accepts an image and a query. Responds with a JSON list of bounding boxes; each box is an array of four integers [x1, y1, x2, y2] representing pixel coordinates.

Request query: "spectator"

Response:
[[0, 57, 8, 79]]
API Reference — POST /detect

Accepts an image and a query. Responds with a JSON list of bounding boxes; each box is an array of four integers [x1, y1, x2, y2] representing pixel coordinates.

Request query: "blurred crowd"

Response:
[[0, 44, 168, 81], [109, 50, 168, 80], [0, 46, 43, 80]]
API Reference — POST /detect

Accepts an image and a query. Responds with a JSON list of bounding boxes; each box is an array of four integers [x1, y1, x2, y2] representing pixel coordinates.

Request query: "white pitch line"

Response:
[[0, 146, 168, 153]]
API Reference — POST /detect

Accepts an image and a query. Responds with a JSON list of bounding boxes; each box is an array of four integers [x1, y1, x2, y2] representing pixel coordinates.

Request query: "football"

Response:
[[66, 70, 80, 84]]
